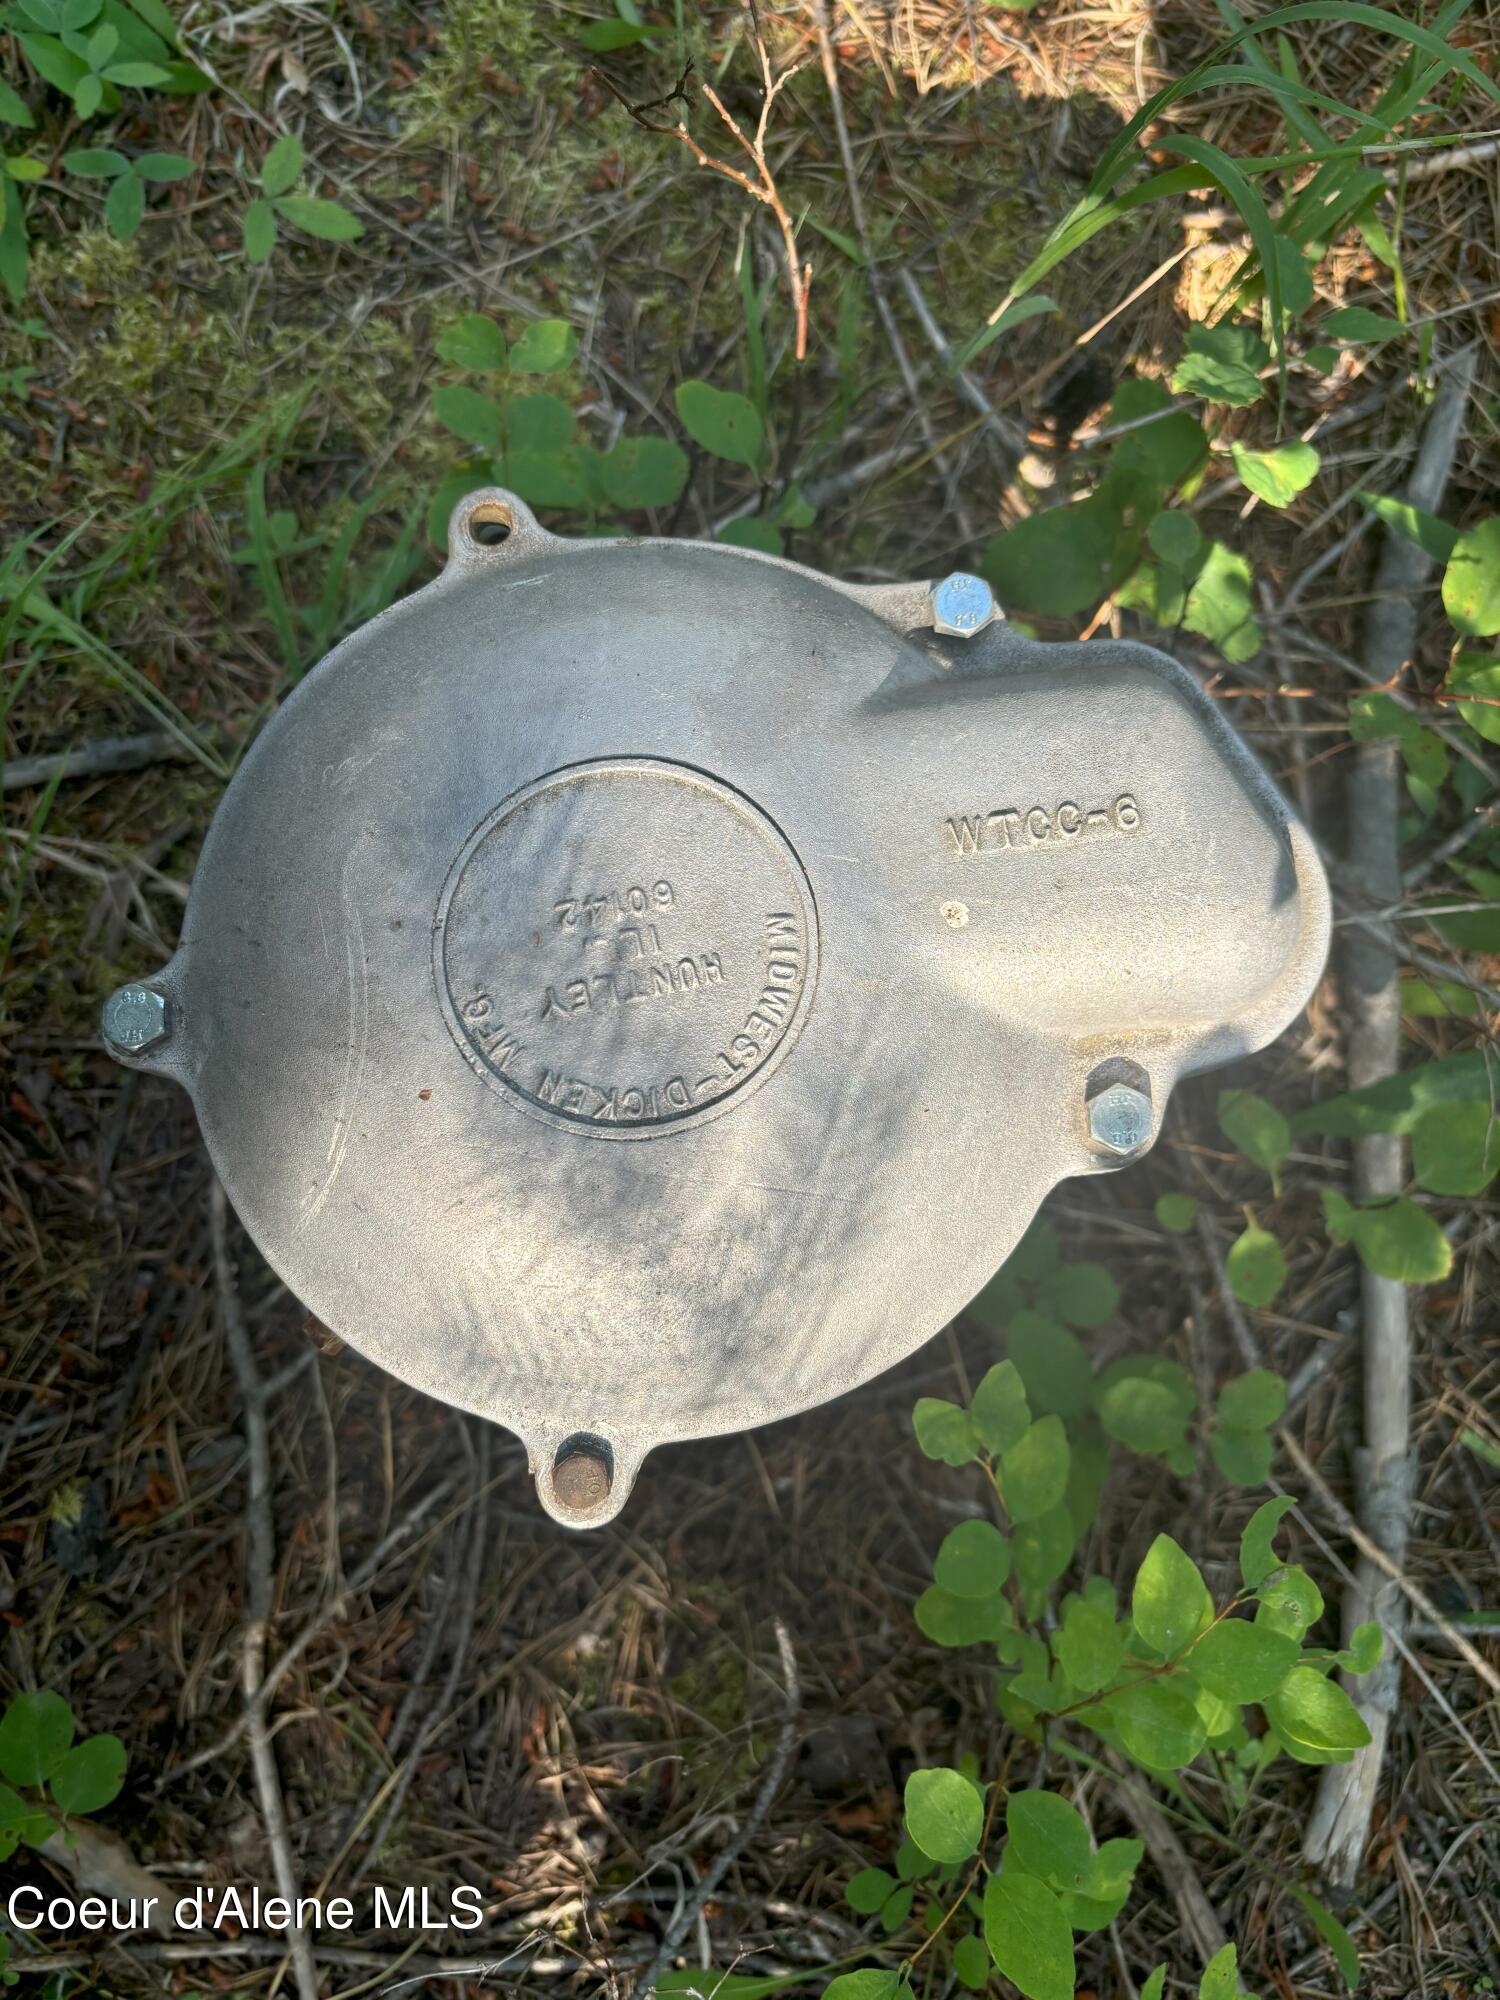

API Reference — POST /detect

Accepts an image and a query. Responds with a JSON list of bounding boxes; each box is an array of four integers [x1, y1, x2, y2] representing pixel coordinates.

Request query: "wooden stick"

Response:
[[1303, 346, 1477, 1888], [212, 1180, 322, 2000]]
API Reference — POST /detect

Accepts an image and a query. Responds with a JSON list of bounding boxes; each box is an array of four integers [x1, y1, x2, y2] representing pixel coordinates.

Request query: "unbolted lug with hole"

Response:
[[105, 488, 1330, 1528]]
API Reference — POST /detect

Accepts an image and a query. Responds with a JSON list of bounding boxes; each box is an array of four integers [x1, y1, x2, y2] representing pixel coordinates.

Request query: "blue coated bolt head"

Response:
[[1087, 1083, 1153, 1157], [929, 572, 998, 638], [101, 982, 171, 1056]]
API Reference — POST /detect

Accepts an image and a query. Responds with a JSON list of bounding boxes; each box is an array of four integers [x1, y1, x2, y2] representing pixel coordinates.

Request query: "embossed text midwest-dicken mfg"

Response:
[[100, 494, 1330, 1528]]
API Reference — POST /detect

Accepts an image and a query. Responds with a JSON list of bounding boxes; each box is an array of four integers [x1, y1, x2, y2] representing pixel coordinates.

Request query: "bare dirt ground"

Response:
[[3, 1, 1499, 1995]]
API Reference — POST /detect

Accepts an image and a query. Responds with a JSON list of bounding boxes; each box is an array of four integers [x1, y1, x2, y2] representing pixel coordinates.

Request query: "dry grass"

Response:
[[3, 0, 1499, 1994]]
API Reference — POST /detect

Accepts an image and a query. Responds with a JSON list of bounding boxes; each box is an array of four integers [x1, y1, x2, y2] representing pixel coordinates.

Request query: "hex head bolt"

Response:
[[929, 572, 999, 638], [101, 982, 172, 1057], [1087, 1082, 1154, 1159]]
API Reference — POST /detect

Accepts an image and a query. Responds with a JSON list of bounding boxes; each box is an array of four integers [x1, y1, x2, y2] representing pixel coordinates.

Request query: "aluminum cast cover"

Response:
[[132, 493, 1329, 1526]]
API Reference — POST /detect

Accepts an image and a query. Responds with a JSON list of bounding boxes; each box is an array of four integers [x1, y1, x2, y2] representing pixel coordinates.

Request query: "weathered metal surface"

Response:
[[104, 491, 1330, 1527]]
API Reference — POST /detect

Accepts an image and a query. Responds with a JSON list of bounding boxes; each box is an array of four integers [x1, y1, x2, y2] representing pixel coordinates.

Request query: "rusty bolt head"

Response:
[[930, 572, 998, 639], [1087, 1082, 1153, 1157], [551, 1441, 612, 1517], [101, 982, 171, 1056]]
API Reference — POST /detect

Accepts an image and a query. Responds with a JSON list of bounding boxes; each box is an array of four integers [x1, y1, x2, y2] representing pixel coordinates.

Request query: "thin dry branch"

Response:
[[1305, 345, 1479, 1885], [630, 1620, 800, 2000], [212, 1178, 321, 2000], [594, 40, 812, 360]]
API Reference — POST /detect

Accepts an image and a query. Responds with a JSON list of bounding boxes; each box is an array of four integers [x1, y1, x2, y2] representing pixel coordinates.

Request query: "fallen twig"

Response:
[[212, 1178, 321, 2000], [593, 34, 812, 360], [1304, 343, 1478, 1890], [630, 1621, 800, 1999], [1109, 1766, 1228, 1965]]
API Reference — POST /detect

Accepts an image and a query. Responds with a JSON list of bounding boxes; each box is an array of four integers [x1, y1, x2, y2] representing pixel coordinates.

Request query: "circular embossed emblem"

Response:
[[435, 758, 818, 1137]]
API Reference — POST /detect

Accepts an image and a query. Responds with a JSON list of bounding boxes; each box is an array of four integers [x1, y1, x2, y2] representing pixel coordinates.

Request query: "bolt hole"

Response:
[[468, 503, 512, 548]]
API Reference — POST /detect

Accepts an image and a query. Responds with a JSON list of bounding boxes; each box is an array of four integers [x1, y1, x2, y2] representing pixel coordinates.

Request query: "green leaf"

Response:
[[510, 317, 579, 374], [1110, 376, 1209, 489], [62, 146, 127, 175], [436, 313, 507, 371], [847, 1867, 896, 1915], [0, 1690, 74, 1787], [1461, 1426, 1500, 1472], [1226, 1223, 1285, 1307], [1357, 490, 1458, 562], [273, 193, 362, 241], [49, 1732, 126, 1813], [905, 1767, 983, 1865], [824, 1974, 903, 2000], [982, 1872, 1075, 2000], [1006, 1312, 1093, 1421], [1199, 1942, 1239, 2000], [1063, 1836, 1142, 1929], [1155, 1192, 1199, 1234], [913, 1397, 978, 1468], [242, 195, 276, 263], [1011, 1506, 1078, 1601], [1182, 540, 1261, 662], [1132, 1534, 1212, 1657], [1210, 1426, 1275, 1487], [1037, 1261, 1118, 1330], [971, 1360, 1031, 1457], [1187, 1618, 1298, 1702], [500, 446, 588, 509], [914, 1585, 1012, 1648], [675, 379, 764, 468], [1338, 1621, 1383, 1676], [1321, 1190, 1453, 1284], [600, 434, 689, 510], [1147, 509, 1203, 565], [503, 390, 574, 452], [103, 166, 143, 238], [1443, 517, 1500, 638], [1141, 1970, 1167, 2000], [1411, 1102, 1497, 1197], [1095, 1361, 1193, 1456], [1218, 1089, 1292, 1189], [1000, 1416, 1071, 1524], [1256, 1562, 1323, 1639], [100, 58, 167, 83], [1295, 1053, 1496, 1139], [1288, 1883, 1361, 1991], [1111, 1679, 1207, 1770], [719, 516, 783, 556], [1324, 305, 1403, 343], [432, 384, 503, 454], [1447, 654, 1500, 746], [1006, 1790, 1092, 1892], [935, 1519, 1011, 1599], [1171, 321, 1269, 406], [1056, 1595, 1125, 1694], [135, 150, 192, 180], [0, 76, 36, 125], [1216, 1368, 1286, 1431], [953, 1933, 991, 1990], [0, 1780, 56, 1857], [1265, 1665, 1371, 1760], [953, 292, 1060, 365], [259, 129, 302, 197], [982, 469, 1154, 619], [1230, 438, 1319, 508], [578, 17, 651, 48]]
